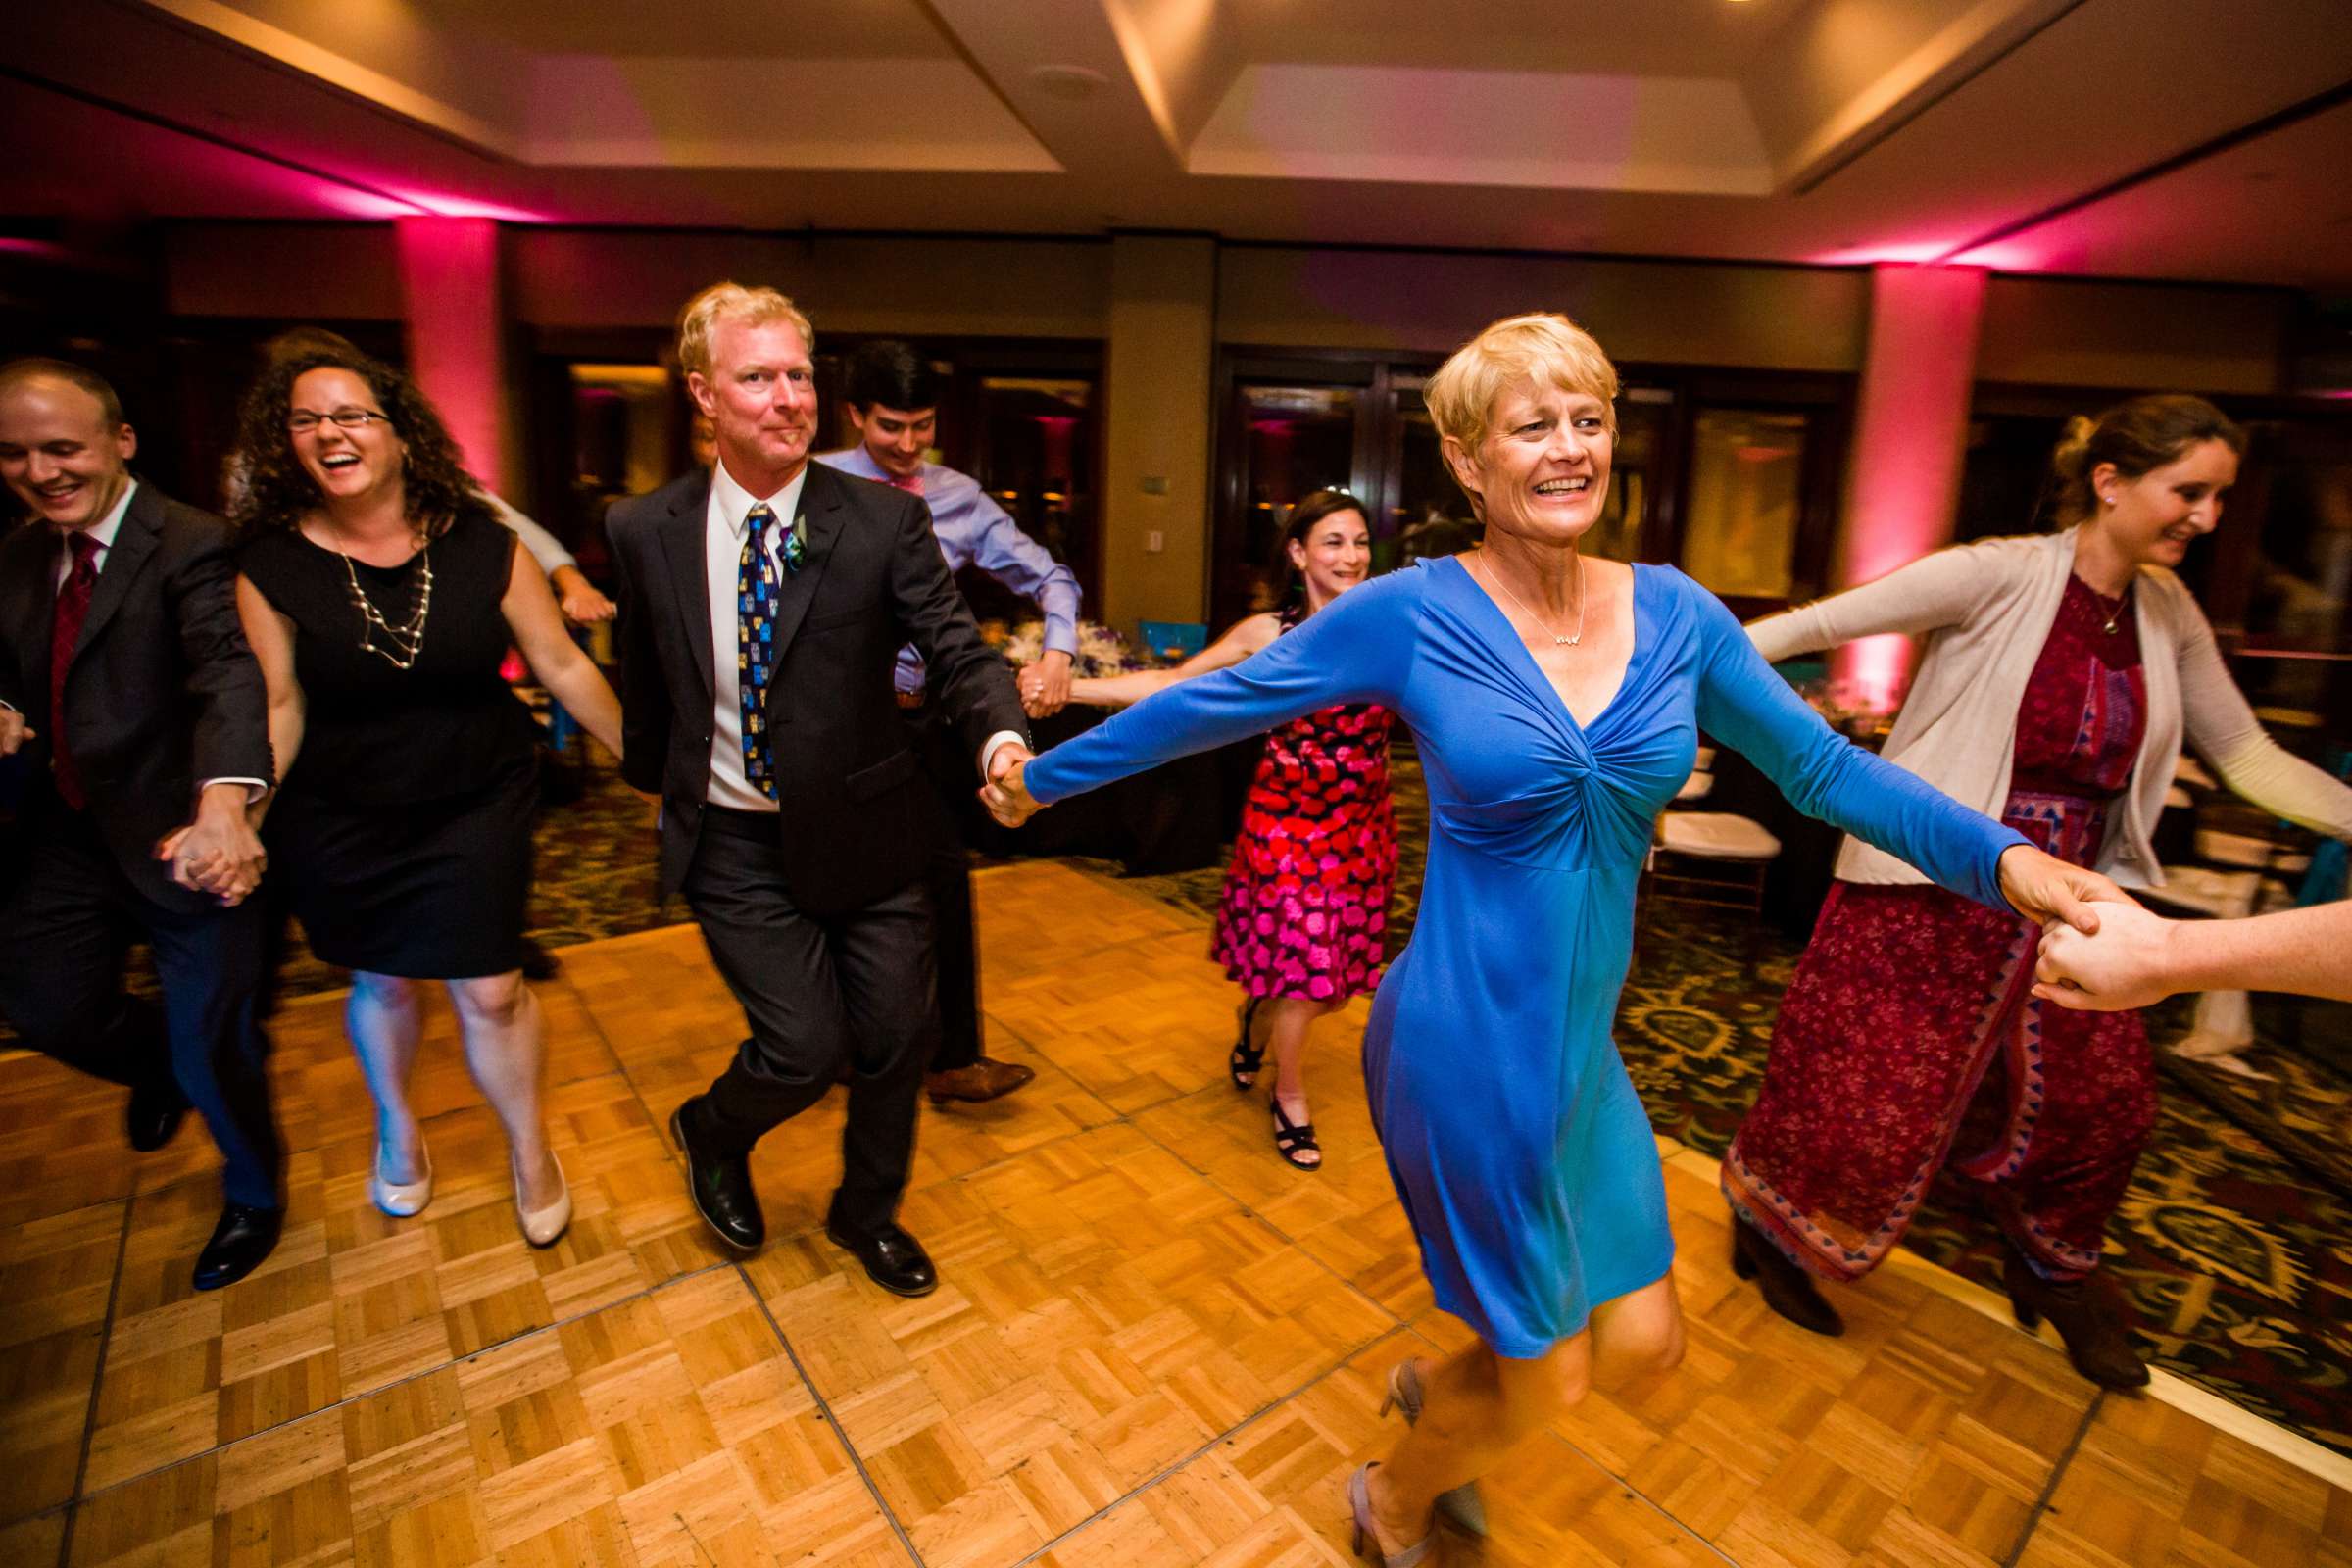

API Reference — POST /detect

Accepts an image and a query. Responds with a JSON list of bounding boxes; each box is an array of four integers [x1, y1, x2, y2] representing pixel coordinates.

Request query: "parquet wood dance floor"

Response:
[[1, 859, 2345, 1566]]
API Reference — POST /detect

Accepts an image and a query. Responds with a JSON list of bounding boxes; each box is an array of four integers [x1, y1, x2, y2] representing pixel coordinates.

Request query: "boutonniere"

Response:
[[783, 513, 808, 574]]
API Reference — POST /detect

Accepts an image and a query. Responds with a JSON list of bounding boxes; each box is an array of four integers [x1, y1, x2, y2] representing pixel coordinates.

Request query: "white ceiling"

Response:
[[2, 0, 2348, 291]]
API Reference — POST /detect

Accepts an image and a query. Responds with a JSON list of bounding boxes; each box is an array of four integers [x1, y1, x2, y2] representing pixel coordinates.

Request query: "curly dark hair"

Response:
[[229, 346, 488, 536]]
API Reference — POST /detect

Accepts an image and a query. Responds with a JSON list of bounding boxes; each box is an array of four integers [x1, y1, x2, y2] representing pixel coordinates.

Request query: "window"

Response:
[[1211, 351, 1849, 628], [1679, 409, 1812, 600]]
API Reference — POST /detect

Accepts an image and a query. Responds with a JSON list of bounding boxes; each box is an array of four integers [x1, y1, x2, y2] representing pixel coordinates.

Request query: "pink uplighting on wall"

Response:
[[385, 190, 550, 223], [395, 217, 511, 494], [1810, 240, 1958, 268], [1833, 263, 1988, 710]]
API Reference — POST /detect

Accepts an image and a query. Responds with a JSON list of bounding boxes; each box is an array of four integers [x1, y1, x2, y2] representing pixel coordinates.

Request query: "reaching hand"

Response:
[[0, 709, 30, 757], [1019, 652, 1074, 719], [980, 745, 1044, 829], [1996, 844, 2131, 935], [2034, 900, 2183, 1011]]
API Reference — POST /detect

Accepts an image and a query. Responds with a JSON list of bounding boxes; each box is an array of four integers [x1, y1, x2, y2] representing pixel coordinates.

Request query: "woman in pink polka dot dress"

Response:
[[1071, 491, 1396, 1169]]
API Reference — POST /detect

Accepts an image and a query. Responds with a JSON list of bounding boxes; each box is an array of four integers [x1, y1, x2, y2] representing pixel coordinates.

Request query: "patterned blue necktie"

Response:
[[737, 502, 782, 799]]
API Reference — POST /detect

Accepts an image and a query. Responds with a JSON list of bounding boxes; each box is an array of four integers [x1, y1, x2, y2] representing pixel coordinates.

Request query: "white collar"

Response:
[[710, 459, 808, 539], [65, 477, 137, 554]]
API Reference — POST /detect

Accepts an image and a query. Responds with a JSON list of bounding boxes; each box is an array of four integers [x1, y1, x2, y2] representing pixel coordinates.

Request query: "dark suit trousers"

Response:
[[684, 806, 938, 1237], [903, 703, 985, 1073], [0, 802, 281, 1208]]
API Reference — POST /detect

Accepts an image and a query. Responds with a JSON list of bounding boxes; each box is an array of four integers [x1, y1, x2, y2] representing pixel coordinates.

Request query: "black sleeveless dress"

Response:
[[241, 510, 540, 978]]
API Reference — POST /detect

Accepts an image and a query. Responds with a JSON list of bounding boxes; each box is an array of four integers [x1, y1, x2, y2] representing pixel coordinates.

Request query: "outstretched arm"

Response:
[[2036, 898, 2352, 1007], [1695, 585, 2118, 928], [1069, 613, 1282, 708], [502, 537, 624, 760], [2170, 592, 2352, 841], [998, 574, 1417, 823], [1746, 540, 1992, 662]]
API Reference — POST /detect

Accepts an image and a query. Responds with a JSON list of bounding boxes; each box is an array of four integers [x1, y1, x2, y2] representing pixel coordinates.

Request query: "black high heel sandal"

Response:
[[1228, 997, 1265, 1090], [1269, 1093, 1322, 1171]]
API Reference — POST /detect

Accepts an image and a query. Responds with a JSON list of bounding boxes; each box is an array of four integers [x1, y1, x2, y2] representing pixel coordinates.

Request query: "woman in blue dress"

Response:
[[985, 314, 2123, 1563]]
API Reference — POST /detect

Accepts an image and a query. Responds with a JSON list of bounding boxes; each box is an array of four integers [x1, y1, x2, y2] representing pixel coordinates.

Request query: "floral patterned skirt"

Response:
[[1211, 792, 1396, 1004], [1725, 792, 2158, 1282]]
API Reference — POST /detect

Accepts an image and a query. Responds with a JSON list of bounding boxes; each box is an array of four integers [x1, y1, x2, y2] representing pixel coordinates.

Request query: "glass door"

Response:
[[1213, 368, 1375, 625]]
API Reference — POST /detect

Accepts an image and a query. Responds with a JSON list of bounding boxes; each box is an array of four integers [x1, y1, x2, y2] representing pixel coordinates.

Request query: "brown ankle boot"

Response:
[[1731, 1211, 1844, 1336], [2002, 1251, 2149, 1390]]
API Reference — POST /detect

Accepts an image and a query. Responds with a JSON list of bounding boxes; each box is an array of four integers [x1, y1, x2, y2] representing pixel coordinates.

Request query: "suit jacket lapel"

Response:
[[655, 471, 715, 703], [70, 485, 159, 668], [763, 464, 845, 662]]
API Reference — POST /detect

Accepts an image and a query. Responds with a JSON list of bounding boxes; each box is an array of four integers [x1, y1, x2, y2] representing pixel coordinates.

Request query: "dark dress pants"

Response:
[[683, 807, 938, 1238], [903, 703, 985, 1074], [0, 801, 281, 1208]]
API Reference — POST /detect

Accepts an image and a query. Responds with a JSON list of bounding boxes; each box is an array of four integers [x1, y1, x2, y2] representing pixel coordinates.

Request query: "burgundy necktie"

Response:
[[887, 471, 925, 498], [48, 532, 100, 809]]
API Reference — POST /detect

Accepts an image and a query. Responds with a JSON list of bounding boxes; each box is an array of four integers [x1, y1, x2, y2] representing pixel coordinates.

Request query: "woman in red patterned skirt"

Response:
[[1072, 491, 1396, 1169], [1723, 396, 2352, 1387]]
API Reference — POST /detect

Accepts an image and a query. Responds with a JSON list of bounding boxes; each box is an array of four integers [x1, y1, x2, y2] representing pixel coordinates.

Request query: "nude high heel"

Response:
[[370, 1141, 433, 1218], [1347, 1462, 1431, 1567], [1381, 1359, 1487, 1536], [514, 1152, 572, 1249]]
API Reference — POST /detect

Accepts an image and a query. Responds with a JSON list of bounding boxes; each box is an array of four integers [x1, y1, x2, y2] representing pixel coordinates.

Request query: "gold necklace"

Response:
[[329, 530, 433, 669], [1478, 548, 1586, 647]]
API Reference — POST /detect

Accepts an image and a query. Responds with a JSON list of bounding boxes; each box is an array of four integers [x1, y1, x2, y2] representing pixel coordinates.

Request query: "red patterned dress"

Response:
[[1726, 574, 2157, 1283], [1211, 608, 1398, 1004]]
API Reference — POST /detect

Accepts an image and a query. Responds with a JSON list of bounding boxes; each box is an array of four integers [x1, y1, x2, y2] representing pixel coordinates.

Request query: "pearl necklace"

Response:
[[330, 533, 433, 669], [1478, 548, 1586, 648]]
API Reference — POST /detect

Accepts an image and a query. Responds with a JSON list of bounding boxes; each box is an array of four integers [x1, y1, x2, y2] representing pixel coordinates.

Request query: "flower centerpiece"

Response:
[[979, 618, 1163, 676]]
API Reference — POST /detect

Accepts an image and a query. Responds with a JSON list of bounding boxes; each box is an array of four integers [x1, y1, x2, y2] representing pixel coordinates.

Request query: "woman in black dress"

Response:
[[230, 345, 622, 1247]]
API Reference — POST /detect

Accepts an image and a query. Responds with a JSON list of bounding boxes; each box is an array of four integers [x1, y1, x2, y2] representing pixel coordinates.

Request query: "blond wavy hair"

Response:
[[676, 283, 814, 379], [1424, 312, 1619, 458]]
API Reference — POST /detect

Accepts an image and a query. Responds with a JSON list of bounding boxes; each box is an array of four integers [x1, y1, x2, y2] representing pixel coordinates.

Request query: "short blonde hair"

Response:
[[1423, 312, 1619, 456], [676, 282, 813, 379]]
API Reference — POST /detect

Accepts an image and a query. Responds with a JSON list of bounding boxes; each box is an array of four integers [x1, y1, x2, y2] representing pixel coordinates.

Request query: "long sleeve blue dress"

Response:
[[1026, 559, 2028, 1356]]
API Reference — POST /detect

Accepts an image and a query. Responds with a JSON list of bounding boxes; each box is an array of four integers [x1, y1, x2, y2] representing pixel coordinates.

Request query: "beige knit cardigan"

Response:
[[1746, 528, 2352, 889]]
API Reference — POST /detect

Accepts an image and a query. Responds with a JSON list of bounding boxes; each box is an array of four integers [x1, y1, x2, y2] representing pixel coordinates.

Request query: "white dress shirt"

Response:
[[18, 480, 270, 801], [701, 461, 1024, 814], [704, 460, 808, 813]]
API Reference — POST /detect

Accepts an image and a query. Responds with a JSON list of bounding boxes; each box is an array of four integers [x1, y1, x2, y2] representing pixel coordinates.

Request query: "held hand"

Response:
[[2033, 900, 2184, 1011], [1996, 844, 2131, 935], [979, 747, 1044, 829], [1019, 652, 1074, 719], [0, 709, 29, 757], [161, 790, 269, 906]]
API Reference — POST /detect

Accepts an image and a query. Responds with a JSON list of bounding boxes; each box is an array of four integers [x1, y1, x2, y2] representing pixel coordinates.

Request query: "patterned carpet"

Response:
[[25, 738, 2351, 1458]]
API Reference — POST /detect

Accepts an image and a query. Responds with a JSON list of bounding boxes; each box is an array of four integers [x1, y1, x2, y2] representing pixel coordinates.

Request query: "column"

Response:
[[393, 217, 514, 496], [1100, 234, 1216, 632], [1831, 263, 1988, 708]]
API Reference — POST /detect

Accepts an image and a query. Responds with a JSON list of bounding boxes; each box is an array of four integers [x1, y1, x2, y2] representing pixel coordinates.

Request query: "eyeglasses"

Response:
[[287, 408, 390, 434]]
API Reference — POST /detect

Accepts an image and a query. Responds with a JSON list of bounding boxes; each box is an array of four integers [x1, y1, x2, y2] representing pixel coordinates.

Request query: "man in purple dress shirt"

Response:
[[817, 341, 1081, 1105]]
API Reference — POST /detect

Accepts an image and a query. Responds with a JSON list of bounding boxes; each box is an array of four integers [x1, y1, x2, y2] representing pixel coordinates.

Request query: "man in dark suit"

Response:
[[0, 358, 283, 1289], [607, 285, 1030, 1296]]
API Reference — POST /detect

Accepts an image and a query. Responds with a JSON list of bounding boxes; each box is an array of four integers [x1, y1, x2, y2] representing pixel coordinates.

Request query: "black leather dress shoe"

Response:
[[825, 1221, 938, 1298], [192, 1202, 282, 1292], [671, 1099, 764, 1251], [127, 1077, 187, 1153]]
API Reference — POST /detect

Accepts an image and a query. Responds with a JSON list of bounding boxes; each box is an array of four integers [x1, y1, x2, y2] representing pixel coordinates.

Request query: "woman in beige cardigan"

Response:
[[1722, 395, 2352, 1389]]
